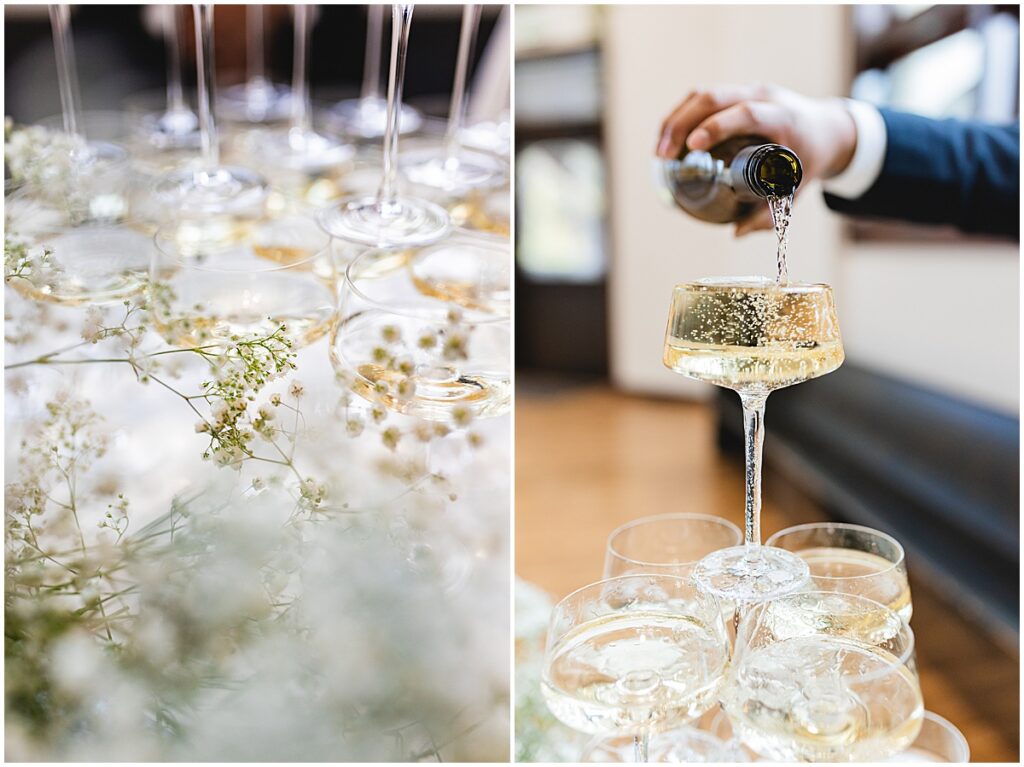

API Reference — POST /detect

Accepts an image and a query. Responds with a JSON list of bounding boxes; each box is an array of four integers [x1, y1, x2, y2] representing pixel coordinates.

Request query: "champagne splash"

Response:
[[767, 193, 794, 284]]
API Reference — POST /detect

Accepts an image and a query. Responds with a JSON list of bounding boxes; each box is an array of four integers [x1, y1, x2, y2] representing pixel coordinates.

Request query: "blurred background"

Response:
[[4, 4, 508, 126], [515, 4, 1019, 761]]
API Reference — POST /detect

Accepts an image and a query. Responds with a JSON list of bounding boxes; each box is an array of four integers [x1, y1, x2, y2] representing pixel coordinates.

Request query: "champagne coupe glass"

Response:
[[582, 513, 740, 762], [218, 4, 291, 123], [151, 214, 337, 350], [541, 574, 730, 763], [604, 514, 743, 579], [251, 5, 355, 174], [724, 591, 923, 762], [154, 4, 268, 217], [887, 711, 969, 763], [663, 277, 844, 603], [767, 522, 912, 624], [331, 233, 510, 422], [326, 4, 423, 139], [401, 4, 507, 195], [139, 4, 200, 150], [317, 4, 450, 248]]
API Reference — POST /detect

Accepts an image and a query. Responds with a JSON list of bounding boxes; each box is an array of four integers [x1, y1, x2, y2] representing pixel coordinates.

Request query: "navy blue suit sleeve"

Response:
[[823, 108, 1020, 239]]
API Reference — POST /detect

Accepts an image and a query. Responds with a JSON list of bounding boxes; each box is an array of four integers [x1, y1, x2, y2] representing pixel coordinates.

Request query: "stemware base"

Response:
[[693, 545, 810, 603], [218, 78, 292, 123], [255, 126, 356, 174], [401, 147, 507, 194], [154, 165, 268, 216], [327, 96, 423, 139], [139, 107, 201, 150], [318, 194, 450, 248]]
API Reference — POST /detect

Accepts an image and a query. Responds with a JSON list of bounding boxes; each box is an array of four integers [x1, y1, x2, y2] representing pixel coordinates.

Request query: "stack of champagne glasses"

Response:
[[539, 278, 967, 761], [6, 3, 510, 426]]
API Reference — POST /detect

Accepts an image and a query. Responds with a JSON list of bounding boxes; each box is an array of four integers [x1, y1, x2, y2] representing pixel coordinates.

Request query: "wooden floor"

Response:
[[516, 384, 1019, 762]]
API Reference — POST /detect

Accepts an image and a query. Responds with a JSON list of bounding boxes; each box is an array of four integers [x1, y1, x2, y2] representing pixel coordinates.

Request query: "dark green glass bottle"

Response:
[[656, 136, 803, 223]]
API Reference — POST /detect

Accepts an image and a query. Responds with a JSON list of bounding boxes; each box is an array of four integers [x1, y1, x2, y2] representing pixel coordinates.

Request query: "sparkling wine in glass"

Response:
[[542, 574, 730, 762], [583, 514, 741, 762], [723, 591, 923, 762], [251, 5, 355, 174], [331, 233, 510, 422], [154, 4, 268, 216], [401, 4, 507, 195], [767, 522, 912, 624], [663, 277, 844, 603], [318, 4, 450, 248], [151, 214, 337, 350], [327, 3, 423, 139]]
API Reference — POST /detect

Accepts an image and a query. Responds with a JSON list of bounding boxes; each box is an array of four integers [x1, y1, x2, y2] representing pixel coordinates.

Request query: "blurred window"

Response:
[[516, 139, 606, 282], [852, 5, 1019, 121]]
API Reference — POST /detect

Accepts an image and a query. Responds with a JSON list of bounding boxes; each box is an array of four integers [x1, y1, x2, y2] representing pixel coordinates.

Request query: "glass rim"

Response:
[[765, 521, 906, 581], [672, 275, 833, 292], [153, 217, 333, 274], [919, 710, 970, 761], [606, 513, 743, 569], [550, 572, 704, 616], [741, 590, 917, 670], [342, 235, 511, 325]]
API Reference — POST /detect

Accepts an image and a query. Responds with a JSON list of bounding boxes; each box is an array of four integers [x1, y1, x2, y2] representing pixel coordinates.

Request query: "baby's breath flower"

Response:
[[289, 381, 305, 398], [417, 331, 437, 349], [467, 431, 484, 448], [80, 306, 105, 343], [370, 406, 387, 424], [442, 331, 469, 361], [345, 417, 364, 437], [446, 308, 463, 325], [258, 406, 274, 421], [381, 325, 401, 343], [396, 377, 416, 402], [270, 393, 282, 406], [395, 357, 414, 376], [451, 405, 473, 428], [195, 421, 210, 433], [414, 423, 433, 442], [381, 426, 401, 451]]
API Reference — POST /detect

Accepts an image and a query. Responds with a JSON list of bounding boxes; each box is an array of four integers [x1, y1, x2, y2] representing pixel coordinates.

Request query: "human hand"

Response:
[[655, 84, 857, 234]]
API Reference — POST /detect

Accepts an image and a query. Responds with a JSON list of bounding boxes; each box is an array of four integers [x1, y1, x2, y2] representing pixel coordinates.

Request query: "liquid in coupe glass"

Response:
[[541, 575, 730, 762], [663, 278, 844, 602], [724, 591, 923, 762]]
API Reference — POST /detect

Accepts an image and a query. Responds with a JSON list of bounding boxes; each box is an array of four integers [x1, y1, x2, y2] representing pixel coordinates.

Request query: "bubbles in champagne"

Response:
[[542, 612, 729, 736], [725, 636, 923, 761], [663, 278, 843, 393]]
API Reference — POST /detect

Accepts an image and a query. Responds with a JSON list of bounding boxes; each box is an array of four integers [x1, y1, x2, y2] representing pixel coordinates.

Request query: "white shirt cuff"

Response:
[[821, 99, 887, 200]]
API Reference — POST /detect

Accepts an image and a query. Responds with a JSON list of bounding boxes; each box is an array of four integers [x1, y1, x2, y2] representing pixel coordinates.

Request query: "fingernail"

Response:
[[687, 129, 710, 150], [656, 135, 673, 158]]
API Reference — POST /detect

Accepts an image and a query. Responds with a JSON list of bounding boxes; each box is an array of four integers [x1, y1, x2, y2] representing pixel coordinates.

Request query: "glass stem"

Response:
[[290, 4, 311, 135], [246, 3, 264, 87], [376, 3, 413, 211], [48, 4, 82, 140], [443, 4, 481, 167], [360, 3, 384, 102], [739, 391, 768, 554], [164, 5, 186, 113], [633, 734, 649, 762], [193, 3, 219, 169]]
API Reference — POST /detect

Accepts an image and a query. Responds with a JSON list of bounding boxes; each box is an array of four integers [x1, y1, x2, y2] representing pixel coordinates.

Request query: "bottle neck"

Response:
[[731, 143, 803, 199]]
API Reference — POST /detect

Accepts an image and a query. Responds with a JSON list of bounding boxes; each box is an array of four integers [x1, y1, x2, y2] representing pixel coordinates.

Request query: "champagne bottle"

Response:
[[655, 136, 802, 223]]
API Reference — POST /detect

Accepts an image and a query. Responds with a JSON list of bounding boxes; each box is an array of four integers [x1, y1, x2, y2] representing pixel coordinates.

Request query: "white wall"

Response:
[[603, 5, 1019, 416]]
